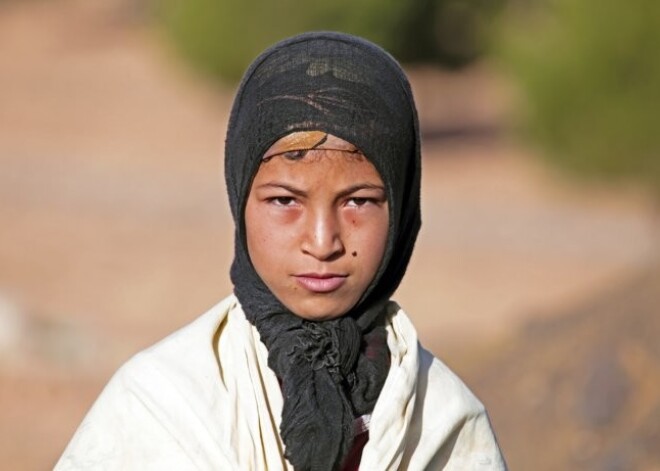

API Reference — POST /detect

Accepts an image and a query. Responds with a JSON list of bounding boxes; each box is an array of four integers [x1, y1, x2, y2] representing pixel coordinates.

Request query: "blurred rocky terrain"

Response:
[[463, 263, 660, 470], [0, 1, 658, 469]]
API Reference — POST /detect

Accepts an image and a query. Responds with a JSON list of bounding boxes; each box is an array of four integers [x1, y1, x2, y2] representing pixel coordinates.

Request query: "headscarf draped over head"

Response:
[[225, 31, 421, 471]]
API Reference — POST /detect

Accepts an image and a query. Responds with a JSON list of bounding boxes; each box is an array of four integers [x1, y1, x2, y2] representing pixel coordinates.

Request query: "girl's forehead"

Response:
[[254, 148, 383, 188], [263, 131, 361, 161]]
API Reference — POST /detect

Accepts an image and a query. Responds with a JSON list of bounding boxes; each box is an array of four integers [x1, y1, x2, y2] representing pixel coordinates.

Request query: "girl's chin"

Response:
[[285, 299, 356, 321], [290, 310, 347, 322]]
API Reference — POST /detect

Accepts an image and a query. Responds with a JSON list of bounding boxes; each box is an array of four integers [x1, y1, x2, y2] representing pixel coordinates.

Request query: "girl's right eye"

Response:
[[269, 196, 296, 206]]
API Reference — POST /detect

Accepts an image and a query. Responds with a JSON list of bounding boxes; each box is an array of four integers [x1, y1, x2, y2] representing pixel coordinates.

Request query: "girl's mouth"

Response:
[[294, 274, 347, 293]]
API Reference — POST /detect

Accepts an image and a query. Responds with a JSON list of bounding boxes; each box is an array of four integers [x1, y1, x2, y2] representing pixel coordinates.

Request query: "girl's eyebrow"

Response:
[[254, 182, 385, 199], [336, 183, 386, 199], [255, 182, 307, 197]]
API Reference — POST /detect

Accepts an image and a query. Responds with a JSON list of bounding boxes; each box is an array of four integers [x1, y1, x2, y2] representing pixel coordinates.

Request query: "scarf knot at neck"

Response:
[[292, 318, 361, 383]]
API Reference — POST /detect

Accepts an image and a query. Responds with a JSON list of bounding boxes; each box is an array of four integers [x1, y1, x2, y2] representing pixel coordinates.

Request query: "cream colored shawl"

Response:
[[56, 295, 506, 470]]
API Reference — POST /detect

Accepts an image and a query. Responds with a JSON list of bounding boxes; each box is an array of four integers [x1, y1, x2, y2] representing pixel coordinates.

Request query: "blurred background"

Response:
[[0, 0, 658, 469]]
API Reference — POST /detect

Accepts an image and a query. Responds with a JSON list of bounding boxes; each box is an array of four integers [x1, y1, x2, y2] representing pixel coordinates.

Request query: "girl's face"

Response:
[[245, 143, 389, 321]]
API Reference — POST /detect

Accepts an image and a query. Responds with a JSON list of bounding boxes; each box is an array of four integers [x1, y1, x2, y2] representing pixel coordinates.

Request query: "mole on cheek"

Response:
[[352, 251, 357, 257]]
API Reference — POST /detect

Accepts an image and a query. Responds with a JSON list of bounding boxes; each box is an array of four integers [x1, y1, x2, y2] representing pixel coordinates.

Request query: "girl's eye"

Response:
[[346, 197, 372, 207], [270, 196, 296, 206]]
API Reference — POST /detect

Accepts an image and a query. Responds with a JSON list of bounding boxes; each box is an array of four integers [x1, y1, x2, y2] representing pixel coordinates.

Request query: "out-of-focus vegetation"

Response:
[[157, 0, 403, 82], [494, 0, 660, 193], [157, 0, 659, 194], [156, 0, 500, 82], [398, 0, 502, 67]]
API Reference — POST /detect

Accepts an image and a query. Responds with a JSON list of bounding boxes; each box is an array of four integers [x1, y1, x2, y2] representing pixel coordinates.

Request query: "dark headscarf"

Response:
[[225, 31, 421, 471]]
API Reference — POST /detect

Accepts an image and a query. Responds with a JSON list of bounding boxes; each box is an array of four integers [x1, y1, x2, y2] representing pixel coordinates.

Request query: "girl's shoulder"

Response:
[[55, 295, 241, 470]]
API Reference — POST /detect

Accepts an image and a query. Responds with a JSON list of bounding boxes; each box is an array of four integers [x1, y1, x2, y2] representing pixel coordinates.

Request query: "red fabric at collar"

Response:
[[341, 430, 369, 471]]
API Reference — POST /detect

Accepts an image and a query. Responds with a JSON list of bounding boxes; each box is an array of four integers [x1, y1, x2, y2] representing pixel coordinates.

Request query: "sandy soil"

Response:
[[0, 1, 658, 468]]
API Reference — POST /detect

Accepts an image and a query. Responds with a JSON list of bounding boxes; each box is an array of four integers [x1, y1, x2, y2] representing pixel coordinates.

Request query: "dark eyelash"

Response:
[[349, 197, 376, 205], [270, 196, 295, 204]]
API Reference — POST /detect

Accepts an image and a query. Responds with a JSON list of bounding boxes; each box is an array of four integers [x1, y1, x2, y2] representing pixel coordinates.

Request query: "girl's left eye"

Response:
[[270, 197, 296, 206], [346, 197, 372, 207]]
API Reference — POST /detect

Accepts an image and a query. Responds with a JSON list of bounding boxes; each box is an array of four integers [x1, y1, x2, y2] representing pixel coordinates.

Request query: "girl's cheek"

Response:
[[266, 206, 301, 224], [343, 208, 362, 226], [343, 207, 384, 227]]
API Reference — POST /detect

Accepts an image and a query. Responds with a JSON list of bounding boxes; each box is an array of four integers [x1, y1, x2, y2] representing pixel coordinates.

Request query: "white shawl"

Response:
[[56, 295, 506, 470]]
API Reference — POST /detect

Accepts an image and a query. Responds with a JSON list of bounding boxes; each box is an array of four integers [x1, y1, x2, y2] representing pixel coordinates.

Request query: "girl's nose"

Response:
[[300, 208, 344, 261]]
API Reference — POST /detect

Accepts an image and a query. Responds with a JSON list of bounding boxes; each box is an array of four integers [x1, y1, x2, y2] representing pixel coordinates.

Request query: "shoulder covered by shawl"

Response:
[[55, 297, 238, 471], [364, 303, 507, 470], [406, 345, 507, 470], [56, 297, 506, 470]]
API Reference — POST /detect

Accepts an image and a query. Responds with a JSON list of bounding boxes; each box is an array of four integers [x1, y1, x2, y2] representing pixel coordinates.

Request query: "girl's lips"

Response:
[[294, 274, 347, 293]]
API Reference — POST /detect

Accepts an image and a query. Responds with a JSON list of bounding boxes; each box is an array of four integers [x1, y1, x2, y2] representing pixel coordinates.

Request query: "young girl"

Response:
[[57, 32, 506, 470]]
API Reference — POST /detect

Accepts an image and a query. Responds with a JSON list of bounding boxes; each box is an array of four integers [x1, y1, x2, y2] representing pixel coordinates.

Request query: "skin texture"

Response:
[[245, 146, 389, 321]]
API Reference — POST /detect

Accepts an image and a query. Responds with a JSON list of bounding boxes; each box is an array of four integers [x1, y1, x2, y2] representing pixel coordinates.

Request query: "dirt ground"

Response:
[[0, 1, 658, 469]]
